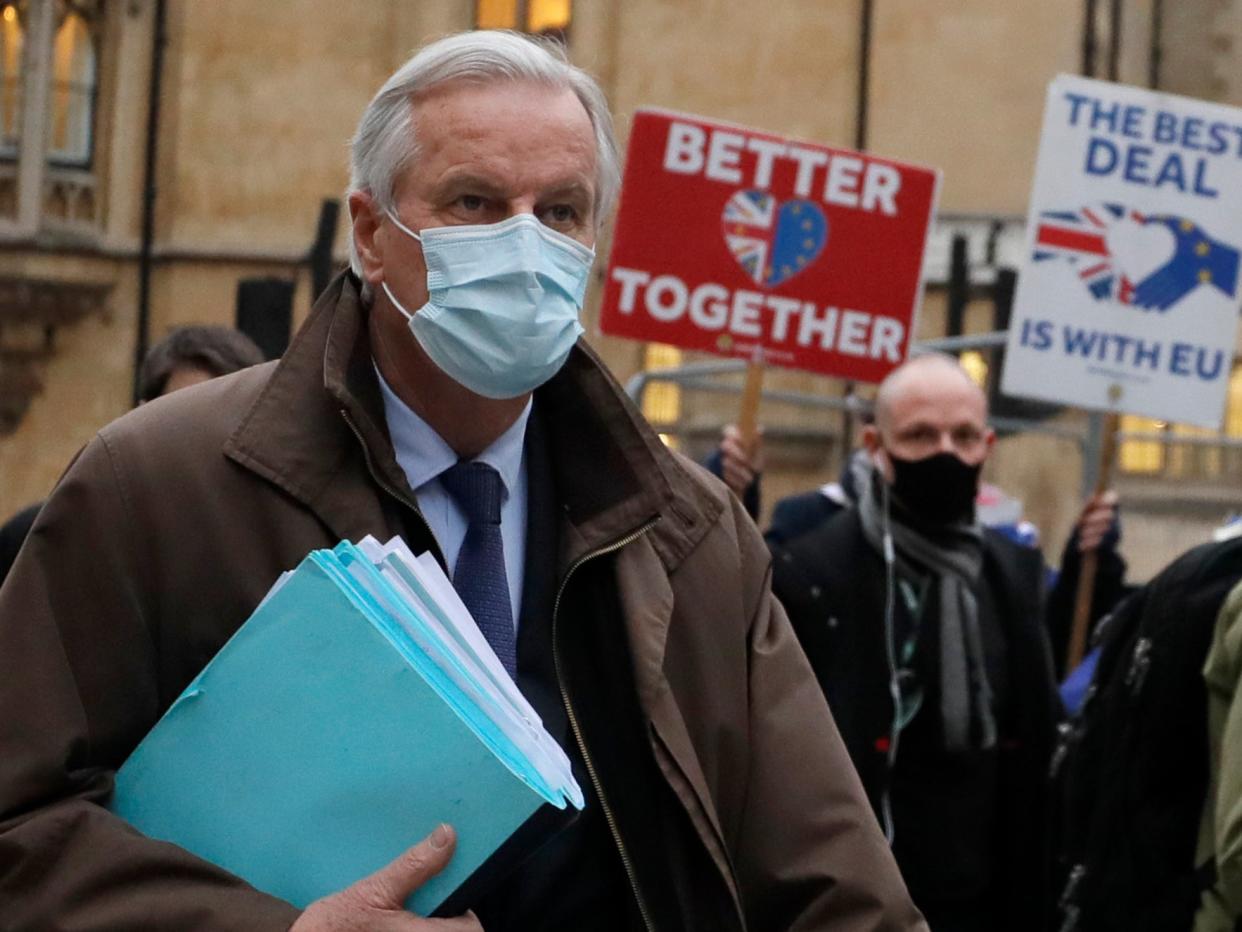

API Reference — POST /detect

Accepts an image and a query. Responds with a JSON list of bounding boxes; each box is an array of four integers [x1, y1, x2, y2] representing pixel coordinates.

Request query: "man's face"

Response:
[[161, 364, 216, 397], [864, 366, 995, 483], [356, 79, 599, 310]]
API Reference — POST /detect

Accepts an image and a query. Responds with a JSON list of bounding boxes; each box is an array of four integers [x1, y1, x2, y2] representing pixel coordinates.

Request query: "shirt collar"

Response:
[[374, 362, 532, 497]]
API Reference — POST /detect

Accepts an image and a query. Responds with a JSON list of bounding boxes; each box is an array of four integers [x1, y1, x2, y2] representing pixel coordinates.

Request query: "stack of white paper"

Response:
[[109, 537, 583, 915]]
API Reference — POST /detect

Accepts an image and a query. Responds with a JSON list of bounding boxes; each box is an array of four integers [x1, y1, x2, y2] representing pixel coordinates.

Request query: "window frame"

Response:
[[1117, 357, 1242, 482], [474, 0, 572, 42], [0, 0, 110, 237], [44, 0, 101, 171]]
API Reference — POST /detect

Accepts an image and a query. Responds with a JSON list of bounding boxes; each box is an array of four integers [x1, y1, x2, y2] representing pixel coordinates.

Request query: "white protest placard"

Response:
[[1001, 74, 1242, 429]]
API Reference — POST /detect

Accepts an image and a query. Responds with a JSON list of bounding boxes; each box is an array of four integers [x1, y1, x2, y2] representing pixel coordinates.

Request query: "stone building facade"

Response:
[[1, 0, 1239, 578]]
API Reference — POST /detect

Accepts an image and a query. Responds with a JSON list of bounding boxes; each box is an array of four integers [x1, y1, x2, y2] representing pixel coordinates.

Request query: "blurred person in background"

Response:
[[709, 388, 1129, 684], [0, 325, 264, 586], [135, 324, 268, 403], [767, 354, 1060, 932]]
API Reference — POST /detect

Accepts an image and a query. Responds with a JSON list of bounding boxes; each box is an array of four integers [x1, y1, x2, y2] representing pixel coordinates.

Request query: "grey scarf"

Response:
[[858, 473, 997, 752]]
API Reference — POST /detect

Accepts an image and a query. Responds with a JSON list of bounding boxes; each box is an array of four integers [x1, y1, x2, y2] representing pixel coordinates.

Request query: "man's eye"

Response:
[[546, 204, 577, 223], [954, 429, 983, 447], [458, 195, 485, 211]]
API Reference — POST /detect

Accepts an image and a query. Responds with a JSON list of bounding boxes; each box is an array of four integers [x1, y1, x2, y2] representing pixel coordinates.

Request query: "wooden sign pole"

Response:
[[737, 350, 766, 452], [1065, 410, 1121, 674]]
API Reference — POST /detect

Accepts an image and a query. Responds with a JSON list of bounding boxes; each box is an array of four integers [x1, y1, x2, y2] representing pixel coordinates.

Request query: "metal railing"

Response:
[[623, 331, 1241, 497]]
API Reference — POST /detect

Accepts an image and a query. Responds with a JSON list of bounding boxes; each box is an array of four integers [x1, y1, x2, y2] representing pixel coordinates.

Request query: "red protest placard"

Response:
[[599, 108, 940, 383]]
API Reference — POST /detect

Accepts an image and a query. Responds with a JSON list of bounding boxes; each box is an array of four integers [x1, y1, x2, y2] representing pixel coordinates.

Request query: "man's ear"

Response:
[[861, 423, 893, 481], [861, 423, 882, 457], [348, 190, 385, 285], [982, 426, 997, 458]]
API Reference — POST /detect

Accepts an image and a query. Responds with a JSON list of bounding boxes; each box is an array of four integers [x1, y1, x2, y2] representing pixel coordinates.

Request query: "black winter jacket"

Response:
[[771, 509, 1062, 932]]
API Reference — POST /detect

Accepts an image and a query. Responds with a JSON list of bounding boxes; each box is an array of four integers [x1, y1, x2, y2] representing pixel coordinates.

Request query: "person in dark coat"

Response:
[[769, 354, 1061, 932], [0, 31, 926, 932], [0, 502, 40, 585], [708, 411, 1129, 681]]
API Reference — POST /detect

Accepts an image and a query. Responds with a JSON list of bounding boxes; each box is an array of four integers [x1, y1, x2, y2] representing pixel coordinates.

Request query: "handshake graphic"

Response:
[[1033, 204, 1240, 312]]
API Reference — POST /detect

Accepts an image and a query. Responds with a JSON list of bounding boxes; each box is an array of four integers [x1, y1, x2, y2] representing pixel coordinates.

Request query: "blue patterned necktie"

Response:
[[439, 460, 518, 677]]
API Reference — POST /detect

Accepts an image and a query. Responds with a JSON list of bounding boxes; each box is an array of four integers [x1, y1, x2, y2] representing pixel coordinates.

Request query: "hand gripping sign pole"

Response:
[[1000, 75, 1242, 673], [1066, 409, 1120, 673]]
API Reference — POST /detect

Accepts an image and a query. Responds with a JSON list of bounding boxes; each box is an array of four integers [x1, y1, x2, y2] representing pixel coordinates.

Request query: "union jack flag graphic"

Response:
[[724, 190, 776, 285], [722, 189, 828, 288], [1033, 203, 1142, 303]]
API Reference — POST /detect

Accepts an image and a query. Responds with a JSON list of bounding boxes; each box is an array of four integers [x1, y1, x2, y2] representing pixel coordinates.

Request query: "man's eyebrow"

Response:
[[432, 173, 509, 199], [539, 181, 594, 201]]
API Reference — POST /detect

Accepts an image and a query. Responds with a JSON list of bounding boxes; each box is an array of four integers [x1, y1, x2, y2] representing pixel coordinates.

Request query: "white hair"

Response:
[[347, 30, 620, 276]]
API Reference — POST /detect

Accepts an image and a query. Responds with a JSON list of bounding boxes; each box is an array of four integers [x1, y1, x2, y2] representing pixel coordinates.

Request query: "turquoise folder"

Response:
[[109, 545, 579, 915]]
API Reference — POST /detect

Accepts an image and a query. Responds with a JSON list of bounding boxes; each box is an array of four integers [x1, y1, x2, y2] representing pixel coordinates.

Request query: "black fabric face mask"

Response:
[[885, 450, 982, 526]]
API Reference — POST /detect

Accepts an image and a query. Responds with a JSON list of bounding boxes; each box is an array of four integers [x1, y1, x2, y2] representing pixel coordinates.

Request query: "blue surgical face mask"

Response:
[[381, 212, 594, 399]]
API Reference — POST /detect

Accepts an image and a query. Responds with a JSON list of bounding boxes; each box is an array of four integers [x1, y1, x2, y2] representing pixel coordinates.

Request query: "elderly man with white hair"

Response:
[[0, 31, 924, 931]]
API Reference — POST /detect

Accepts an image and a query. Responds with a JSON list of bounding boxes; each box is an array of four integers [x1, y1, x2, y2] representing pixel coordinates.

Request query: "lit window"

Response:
[[475, 0, 518, 29], [47, 0, 97, 167], [526, 0, 570, 34], [1118, 360, 1242, 479], [1119, 414, 1163, 474], [641, 343, 682, 449], [475, 0, 571, 38], [1168, 423, 1221, 480], [1228, 364, 1242, 437], [0, 1, 24, 158], [959, 350, 988, 389], [1225, 363, 1242, 478]]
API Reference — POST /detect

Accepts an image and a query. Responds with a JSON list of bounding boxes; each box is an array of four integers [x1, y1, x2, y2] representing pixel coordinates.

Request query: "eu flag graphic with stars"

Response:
[[1130, 215, 1240, 311], [1033, 202, 1240, 312], [722, 189, 828, 288]]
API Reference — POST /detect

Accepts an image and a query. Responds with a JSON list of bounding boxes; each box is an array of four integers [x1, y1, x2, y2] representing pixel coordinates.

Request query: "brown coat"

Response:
[[0, 275, 925, 931]]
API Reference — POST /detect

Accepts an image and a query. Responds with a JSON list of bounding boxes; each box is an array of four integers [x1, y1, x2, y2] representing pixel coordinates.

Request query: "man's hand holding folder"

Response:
[[294, 825, 482, 931], [107, 539, 584, 920]]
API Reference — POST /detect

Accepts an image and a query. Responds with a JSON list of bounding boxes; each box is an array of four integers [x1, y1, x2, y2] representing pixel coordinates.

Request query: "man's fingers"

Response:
[[1079, 532, 1106, 552], [427, 910, 485, 931], [721, 442, 749, 466], [354, 824, 456, 909], [1078, 516, 1111, 551], [722, 464, 754, 494], [1077, 490, 1118, 552]]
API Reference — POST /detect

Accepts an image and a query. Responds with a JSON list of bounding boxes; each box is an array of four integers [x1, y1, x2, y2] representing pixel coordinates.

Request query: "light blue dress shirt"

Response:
[[374, 366, 530, 630]]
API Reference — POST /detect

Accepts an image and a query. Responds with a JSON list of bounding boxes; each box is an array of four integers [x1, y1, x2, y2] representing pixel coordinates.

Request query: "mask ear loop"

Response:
[[379, 210, 422, 324], [385, 209, 422, 243], [379, 282, 415, 323], [879, 471, 901, 846]]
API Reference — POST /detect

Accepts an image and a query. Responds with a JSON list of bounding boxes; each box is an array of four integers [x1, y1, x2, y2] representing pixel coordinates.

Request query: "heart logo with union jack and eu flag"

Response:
[[721, 189, 829, 288]]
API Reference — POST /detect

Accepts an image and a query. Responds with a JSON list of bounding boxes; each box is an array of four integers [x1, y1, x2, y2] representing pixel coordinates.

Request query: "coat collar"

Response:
[[223, 272, 722, 573]]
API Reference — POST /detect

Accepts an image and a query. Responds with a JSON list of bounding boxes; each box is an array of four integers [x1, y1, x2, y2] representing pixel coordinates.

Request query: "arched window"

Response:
[[0, 1, 25, 159], [0, 0, 107, 231], [47, 0, 98, 167]]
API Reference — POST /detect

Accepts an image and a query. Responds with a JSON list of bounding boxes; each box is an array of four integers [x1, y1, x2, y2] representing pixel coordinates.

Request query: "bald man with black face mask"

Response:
[[770, 354, 1062, 932]]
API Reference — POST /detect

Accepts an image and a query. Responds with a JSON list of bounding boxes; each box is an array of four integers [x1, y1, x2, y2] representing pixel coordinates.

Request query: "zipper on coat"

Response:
[[1057, 863, 1086, 932], [552, 516, 661, 932], [346, 405, 661, 927]]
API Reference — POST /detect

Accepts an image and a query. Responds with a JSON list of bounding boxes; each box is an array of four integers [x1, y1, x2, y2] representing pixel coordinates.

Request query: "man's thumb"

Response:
[[356, 823, 456, 908]]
